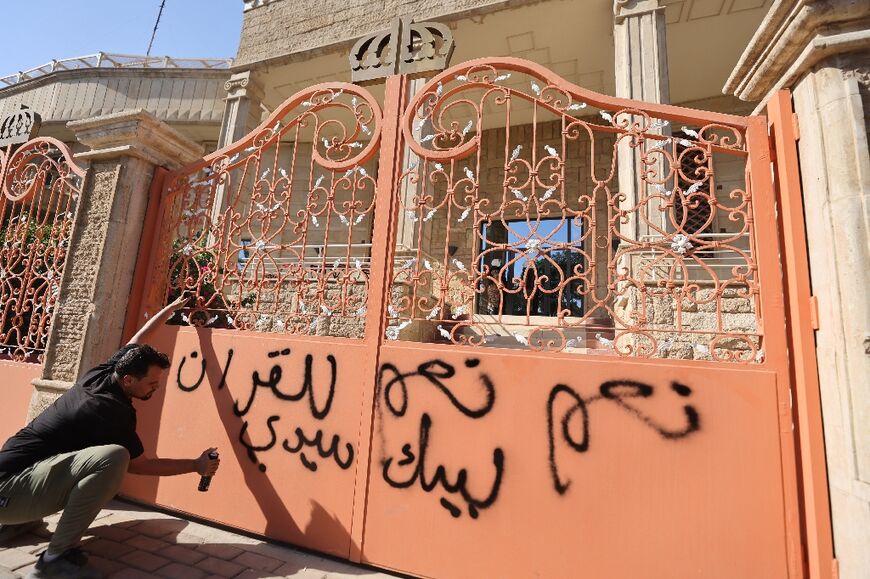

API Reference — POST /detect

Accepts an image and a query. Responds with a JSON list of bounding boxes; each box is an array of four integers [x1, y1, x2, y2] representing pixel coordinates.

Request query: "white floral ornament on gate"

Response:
[[670, 234, 693, 255]]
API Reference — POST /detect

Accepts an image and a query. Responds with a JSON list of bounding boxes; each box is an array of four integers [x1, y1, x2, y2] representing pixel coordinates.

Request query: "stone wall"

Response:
[[235, 0, 524, 67], [29, 111, 204, 420]]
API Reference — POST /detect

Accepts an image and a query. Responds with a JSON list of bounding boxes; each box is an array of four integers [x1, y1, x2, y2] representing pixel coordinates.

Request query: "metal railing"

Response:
[[239, 243, 375, 274], [0, 138, 85, 362], [0, 52, 233, 88], [636, 232, 752, 281]]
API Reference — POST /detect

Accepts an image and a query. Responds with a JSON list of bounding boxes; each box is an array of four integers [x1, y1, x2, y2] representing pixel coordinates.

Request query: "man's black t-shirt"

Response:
[[0, 346, 145, 477]]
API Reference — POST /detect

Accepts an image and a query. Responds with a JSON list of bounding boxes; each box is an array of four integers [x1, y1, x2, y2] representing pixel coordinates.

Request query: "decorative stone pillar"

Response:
[[218, 70, 265, 148], [28, 110, 204, 419], [726, 2, 870, 578], [611, 0, 671, 328], [791, 57, 870, 579], [613, 0, 670, 239], [210, 70, 265, 233], [614, 0, 670, 104]]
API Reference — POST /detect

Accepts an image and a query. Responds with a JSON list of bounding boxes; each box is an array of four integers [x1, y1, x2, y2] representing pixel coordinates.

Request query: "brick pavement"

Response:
[[0, 500, 401, 578]]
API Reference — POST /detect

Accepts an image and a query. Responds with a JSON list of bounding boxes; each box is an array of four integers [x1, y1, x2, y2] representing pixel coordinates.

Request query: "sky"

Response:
[[0, 0, 243, 76]]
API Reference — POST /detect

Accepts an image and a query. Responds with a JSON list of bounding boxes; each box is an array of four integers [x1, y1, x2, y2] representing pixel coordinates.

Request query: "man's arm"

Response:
[[128, 448, 220, 477], [128, 295, 188, 345]]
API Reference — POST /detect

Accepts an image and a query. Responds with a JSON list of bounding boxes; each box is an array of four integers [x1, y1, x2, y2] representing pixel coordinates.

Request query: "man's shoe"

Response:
[[59, 547, 88, 566], [27, 549, 102, 579], [0, 520, 43, 546]]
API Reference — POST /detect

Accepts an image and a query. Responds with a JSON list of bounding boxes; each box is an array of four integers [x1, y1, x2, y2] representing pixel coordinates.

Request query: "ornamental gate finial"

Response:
[[0, 105, 41, 148], [350, 17, 455, 84]]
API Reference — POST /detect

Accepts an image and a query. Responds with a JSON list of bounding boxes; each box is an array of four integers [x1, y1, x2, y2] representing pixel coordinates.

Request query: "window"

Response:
[[674, 133, 712, 235], [477, 218, 584, 317], [237, 238, 251, 272]]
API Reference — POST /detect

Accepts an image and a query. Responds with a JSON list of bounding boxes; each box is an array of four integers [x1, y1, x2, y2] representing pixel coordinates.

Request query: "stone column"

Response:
[[391, 77, 437, 341], [28, 110, 203, 419], [210, 71, 265, 237], [791, 55, 870, 579], [218, 70, 265, 148], [726, 2, 870, 577], [613, 0, 670, 239], [611, 0, 671, 327], [614, 0, 670, 104]]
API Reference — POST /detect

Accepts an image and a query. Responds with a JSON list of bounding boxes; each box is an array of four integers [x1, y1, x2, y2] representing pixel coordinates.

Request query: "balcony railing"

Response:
[[0, 52, 233, 89], [636, 232, 752, 282]]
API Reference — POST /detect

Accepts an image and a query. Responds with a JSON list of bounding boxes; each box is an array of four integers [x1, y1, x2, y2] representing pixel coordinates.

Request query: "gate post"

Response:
[[768, 89, 835, 579], [27, 110, 203, 418]]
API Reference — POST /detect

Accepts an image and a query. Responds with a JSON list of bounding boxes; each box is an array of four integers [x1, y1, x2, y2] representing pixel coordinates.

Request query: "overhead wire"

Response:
[[146, 0, 167, 56]]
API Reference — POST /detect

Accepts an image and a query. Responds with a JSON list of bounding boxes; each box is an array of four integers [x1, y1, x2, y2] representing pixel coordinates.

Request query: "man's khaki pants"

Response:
[[0, 445, 129, 553]]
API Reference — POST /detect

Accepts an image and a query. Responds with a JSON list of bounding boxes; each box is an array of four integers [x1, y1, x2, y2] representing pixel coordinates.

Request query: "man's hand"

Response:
[[194, 447, 220, 477], [128, 292, 190, 345], [164, 294, 189, 314], [128, 448, 218, 477]]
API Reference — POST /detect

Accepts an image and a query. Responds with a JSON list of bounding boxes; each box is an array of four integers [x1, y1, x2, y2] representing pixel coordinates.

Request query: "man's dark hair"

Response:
[[113, 344, 170, 379]]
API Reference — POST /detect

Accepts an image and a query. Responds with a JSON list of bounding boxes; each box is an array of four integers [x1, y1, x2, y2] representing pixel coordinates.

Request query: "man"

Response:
[[0, 296, 220, 579]]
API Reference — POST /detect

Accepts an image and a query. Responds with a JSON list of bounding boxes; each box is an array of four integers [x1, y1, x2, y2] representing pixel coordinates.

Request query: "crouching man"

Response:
[[0, 296, 219, 579]]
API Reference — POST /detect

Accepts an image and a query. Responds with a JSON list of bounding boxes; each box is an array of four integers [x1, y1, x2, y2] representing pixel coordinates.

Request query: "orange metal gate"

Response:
[[123, 58, 813, 578], [0, 135, 85, 441]]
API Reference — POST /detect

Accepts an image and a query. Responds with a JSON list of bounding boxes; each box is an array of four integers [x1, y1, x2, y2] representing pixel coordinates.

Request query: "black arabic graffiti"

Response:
[[377, 358, 504, 519], [176, 349, 233, 392], [235, 349, 336, 419], [547, 380, 700, 495], [175, 348, 354, 473]]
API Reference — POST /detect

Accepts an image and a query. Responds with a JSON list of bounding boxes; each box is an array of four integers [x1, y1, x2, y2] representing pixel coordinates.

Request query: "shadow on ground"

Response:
[[0, 501, 399, 578]]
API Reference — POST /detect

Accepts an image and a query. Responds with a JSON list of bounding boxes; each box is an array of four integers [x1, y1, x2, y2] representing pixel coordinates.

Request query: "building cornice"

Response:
[[724, 0, 870, 105], [68, 109, 204, 169], [243, 0, 283, 12]]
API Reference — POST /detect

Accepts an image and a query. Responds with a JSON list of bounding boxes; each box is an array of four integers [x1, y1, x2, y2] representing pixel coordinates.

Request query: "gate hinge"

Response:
[[792, 112, 800, 141], [809, 295, 819, 330]]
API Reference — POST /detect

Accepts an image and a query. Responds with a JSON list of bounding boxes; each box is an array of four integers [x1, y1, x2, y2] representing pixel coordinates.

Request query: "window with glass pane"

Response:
[[477, 218, 584, 318]]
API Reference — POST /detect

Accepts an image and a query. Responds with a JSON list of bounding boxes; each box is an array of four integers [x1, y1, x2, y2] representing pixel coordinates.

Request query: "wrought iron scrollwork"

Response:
[[386, 58, 761, 362], [157, 83, 383, 338], [0, 137, 84, 362]]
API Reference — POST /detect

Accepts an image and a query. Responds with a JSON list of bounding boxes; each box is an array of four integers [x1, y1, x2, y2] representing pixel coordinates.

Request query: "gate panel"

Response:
[[127, 59, 803, 577], [0, 137, 84, 362], [123, 83, 389, 558], [0, 137, 84, 435], [123, 326, 374, 557], [364, 345, 791, 578], [358, 58, 800, 578]]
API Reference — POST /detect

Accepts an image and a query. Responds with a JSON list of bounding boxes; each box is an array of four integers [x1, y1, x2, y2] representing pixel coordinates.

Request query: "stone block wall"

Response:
[[236, 0, 520, 67]]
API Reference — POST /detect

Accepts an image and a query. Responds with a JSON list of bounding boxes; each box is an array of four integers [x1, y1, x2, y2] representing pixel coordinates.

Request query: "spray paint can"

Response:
[[197, 451, 219, 492]]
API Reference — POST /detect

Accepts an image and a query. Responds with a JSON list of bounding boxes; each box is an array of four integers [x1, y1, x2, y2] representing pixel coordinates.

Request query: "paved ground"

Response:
[[0, 500, 401, 578]]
